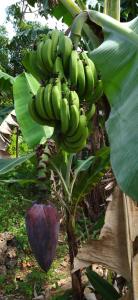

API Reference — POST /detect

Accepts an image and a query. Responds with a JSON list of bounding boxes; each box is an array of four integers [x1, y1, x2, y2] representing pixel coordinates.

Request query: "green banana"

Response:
[[63, 125, 88, 153], [62, 116, 88, 153], [77, 58, 86, 98], [54, 77, 62, 93], [66, 114, 87, 142], [57, 31, 66, 55], [43, 83, 55, 120], [69, 90, 80, 109], [81, 52, 97, 90], [27, 51, 45, 81], [69, 50, 79, 87], [87, 57, 97, 86], [36, 41, 48, 76], [84, 61, 94, 101], [53, 56, 64, 79], [68, 104, 80, 136], [51, 82, 62, 120], [41, 38, 53, 72], [28, 97, 46, 125], [61, 82, 70, 99], [86, 104, 96, 121], [80, 51, 89, 64], [35, 86, 47, 119], [91, 80, 103, 104], [60, 98, 70, 134], [51, 29, 60, 61], [60, 36, 73, 70]]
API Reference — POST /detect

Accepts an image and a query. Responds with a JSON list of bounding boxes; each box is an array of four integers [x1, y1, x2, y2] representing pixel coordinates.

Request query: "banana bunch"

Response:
[[28, 78, 62, 127], [27, 29, 103, 153], [24, 29, 98, 101], [28, 79, 89, 153], [60, 109, 89, 153]]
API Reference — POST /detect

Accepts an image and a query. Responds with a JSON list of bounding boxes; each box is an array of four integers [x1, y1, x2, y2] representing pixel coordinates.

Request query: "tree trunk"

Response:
[[66, 211, 83, 300]]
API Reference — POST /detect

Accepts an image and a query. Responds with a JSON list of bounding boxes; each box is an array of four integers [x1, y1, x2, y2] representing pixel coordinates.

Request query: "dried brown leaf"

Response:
[[73, 186, 138, 299], [119, 290, 133, 300]]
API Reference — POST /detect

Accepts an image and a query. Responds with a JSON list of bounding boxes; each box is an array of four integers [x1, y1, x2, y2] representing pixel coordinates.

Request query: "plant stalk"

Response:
[[66, 154, 74, 190], [66, 210, 83, 300], [49, 159, 70, 197], [63, 0, 138, 48], [87, 11, 138, 46], [76, 0, 86, 10], [64, 154, 83, 299], [104, 0, 120, 21], [15, 127, 19, 158], [59, 0, 100, 49], [60, 0, 81, 17]]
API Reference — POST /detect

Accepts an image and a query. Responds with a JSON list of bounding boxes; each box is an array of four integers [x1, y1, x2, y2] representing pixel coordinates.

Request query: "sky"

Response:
[[0, 0, 98, 38], [0, 0, 17, 37], [0, 0, 67, 38]]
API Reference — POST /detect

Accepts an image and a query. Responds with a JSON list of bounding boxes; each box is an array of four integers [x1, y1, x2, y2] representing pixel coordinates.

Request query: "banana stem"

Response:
[[104, 0, 120, 21], [66, 209, 83, 299], [66, 153, 74, 190], [76, 0, 86, 10], [49, 159, 70, 198], [71, 11, 88, 48], [60, 0, 81, 16], [59, 0, 100, 49], [87, 10, 138, 46]]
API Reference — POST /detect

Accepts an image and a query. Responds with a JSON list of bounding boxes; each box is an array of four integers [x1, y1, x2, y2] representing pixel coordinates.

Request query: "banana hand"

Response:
[[69, 90, 80, 109], [28, 97, 46, 125], [41, 39, 53, 73], [68, 104, 80, 136]]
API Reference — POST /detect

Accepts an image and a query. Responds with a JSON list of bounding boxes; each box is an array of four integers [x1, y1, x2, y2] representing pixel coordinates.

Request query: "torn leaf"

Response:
[[73, 187, 138, 299]]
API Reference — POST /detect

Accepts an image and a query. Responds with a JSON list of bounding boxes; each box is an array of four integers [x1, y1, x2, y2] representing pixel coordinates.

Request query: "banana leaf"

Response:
[[0, 154, 34, 175], [87, 12, 138, 201], [13, 72, 53, 148], [0, 70, 14, 92], [86, 268, 120, 300], [72, 147, 110, 202], [52, 2, 73, 26]]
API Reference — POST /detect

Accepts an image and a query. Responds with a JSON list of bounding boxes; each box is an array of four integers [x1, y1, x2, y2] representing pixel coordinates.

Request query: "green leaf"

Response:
[[73, 147, 110, 201], [89, 12, 138, 201], [0, 179, 37, 184], [0, 106, 13, 124], [0, 154, 34, 175], [74, 156, 94, 173], [13, 72, 53, 148], [92, 213, 105, 232], [50, 150, 69, 178], [86, 268, 120, 300], [39, 0, 73, 26], [71, 156, 95, 194], [0, 70, 14, 92], [52, 3, 73, 26]]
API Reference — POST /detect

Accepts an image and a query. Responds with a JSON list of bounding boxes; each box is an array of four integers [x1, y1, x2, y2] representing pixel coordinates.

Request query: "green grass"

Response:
[[0, 184, 30, 249]]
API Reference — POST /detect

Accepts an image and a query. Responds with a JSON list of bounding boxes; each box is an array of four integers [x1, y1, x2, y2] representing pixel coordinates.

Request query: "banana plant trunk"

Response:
[[104, 0, 120, 20], [66, 211, 83, 300]]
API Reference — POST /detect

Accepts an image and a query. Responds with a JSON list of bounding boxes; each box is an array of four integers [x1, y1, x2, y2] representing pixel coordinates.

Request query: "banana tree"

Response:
[[1, 0, 138, 299]]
